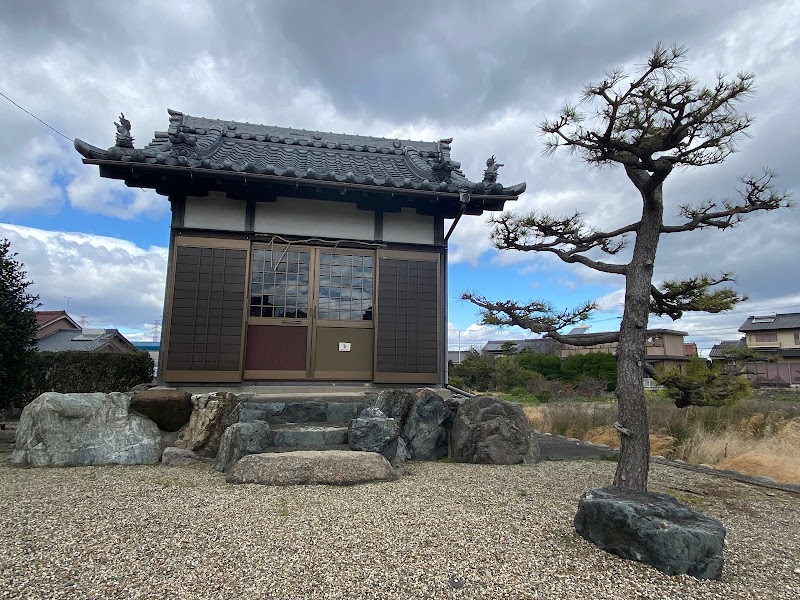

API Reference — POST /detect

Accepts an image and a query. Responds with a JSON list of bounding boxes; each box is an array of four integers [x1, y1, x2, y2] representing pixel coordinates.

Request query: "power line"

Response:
[[0, 90, 73, 141]]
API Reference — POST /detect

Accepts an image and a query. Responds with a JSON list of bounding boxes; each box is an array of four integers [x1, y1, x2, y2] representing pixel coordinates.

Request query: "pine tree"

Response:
[[0, 239, 39, 410]]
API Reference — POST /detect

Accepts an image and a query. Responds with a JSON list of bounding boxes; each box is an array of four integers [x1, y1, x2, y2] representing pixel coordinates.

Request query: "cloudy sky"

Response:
[[0, 0, 797, 353]]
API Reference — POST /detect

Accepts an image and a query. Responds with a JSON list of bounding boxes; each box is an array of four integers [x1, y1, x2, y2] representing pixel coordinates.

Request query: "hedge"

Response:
[[24, 351, 154, 404]]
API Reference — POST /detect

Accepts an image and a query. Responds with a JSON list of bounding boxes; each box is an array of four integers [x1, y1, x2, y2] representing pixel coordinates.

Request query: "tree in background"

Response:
[[656, 357, 750, 408], [0, 239, 39, 411], [464, 45, 792, 491]]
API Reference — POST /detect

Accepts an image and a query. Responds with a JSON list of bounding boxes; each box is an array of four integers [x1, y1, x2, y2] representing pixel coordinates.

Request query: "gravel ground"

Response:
[[1, 455, 798, 600]]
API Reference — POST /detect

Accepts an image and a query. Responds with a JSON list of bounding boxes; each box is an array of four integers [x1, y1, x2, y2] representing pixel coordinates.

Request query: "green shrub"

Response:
[[561, 353, 617, 390], [516, 352, 562, 380], [25, 351, 154, 403]]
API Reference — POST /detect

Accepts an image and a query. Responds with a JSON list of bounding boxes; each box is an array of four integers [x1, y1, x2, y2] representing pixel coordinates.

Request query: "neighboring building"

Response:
[[711, 313, 800, 385], [683, 342, 698, 357], [35, 311, 138, 354], [75, 110, 525, 385], [36, 328, 139, 354], [35, 310, 79, 339], [560, 328, 690, 374], [479, 330, 689, 373], [480, 338, 563, 360]]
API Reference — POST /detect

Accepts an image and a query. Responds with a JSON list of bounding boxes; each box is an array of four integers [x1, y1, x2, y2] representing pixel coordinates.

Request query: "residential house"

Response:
[[35, 310, 79, 339], [75, 110, 525, 385], [711, 313, 800, 385], [480, 338, 564, 360], [34, 311, 138, 354], [560, 328, 690, 374]]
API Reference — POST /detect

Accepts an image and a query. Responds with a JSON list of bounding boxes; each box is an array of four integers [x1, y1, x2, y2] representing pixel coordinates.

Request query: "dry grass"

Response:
[[526, 398, 800, 484]]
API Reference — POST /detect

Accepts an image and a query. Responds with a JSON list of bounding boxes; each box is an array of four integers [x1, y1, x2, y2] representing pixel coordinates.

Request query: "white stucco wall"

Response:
[[184, 193, 247, 231], [255, 197, 374, 241], [383, 207, 435, 245]]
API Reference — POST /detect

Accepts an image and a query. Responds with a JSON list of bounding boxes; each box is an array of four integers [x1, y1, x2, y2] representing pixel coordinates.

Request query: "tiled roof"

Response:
[[74, 110, 526, 197], [709, 339, 746, 359], [36, 329, 134, 353], [35, 310, 70, 328], [481, 339, 563, 354], [739, 313, 800, 331]]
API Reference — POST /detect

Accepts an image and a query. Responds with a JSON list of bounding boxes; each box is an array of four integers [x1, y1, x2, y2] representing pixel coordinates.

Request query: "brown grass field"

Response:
[[524, 397, 800, 484]]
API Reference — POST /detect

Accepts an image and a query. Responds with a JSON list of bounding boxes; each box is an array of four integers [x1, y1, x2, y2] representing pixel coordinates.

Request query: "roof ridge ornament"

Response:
[[114, 113, 134, 148], [482, 155, 503, 184]]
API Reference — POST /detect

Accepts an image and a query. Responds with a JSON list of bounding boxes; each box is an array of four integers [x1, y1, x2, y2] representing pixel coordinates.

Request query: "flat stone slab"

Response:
[[271, 423, 349, 447], [226, 450, 397, 486]]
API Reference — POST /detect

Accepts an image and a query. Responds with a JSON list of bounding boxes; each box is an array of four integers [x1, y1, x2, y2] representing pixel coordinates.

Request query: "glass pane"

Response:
[[250, 305, 261, 317]]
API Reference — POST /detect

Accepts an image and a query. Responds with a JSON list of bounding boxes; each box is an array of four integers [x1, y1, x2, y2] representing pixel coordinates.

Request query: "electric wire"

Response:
[[0, 90, 73, 141]]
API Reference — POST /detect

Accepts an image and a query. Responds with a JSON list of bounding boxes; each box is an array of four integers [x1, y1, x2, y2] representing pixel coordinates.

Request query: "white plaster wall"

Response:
[[184, 193, 246, 231], [255, 197, 374, 241], [383, 207, 435, 245]]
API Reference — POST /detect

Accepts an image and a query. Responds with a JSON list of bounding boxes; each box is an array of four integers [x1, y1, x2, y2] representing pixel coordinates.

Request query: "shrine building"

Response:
[[75, 110, 525, 385]]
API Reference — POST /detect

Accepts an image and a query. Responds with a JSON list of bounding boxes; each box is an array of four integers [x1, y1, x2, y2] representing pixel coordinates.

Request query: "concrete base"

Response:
[[174, 383, 452, 399]]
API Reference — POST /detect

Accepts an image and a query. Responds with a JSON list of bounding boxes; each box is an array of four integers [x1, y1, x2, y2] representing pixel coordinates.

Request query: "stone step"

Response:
[[270, 423, 350, 448], [260, 444, 352, 454], [240, 400, 368, 425]]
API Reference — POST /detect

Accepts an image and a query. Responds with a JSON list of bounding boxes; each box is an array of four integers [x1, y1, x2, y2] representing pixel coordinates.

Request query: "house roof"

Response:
[[739, 313, 800, 331], [709, 339, 746, 359], [481, 338, 563, 354], [74, 110, 526, 202], [35, 310, 79, 330], [36, 328, 136, 352]]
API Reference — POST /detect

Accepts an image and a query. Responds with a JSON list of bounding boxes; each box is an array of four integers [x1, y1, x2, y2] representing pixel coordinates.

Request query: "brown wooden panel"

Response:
[[375, 255, 440, 379], [166, 245, 246, 374], [244, 325, 307, 372]]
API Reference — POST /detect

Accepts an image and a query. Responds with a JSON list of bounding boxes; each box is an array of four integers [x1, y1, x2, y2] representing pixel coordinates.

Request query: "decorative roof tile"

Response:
[[74, 110, 526, 197]]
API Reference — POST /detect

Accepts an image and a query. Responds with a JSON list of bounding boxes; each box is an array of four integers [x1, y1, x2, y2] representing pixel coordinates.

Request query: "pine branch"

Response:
[[650, 273, 746, 320], [488, 211, 632, 275], [661, 169, 793, 233]]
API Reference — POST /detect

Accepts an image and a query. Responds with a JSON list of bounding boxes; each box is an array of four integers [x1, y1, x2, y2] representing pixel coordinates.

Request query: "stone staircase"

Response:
[[238, 395, 372, 452]]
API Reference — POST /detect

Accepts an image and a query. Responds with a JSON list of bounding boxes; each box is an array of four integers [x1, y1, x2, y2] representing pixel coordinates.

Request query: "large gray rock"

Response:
[[174, 392, 241, 457], [451, 396, 539, 464], [271, 424, 349, 448], [403, 388, 452, 460], [348, 414, 400, 460], [12, 392, 161, 467], [373, 390, 414, 427], [226, 450, 398, 486], [214, 421, 271, 472], [574, 487, 726, 580], [130, 388, 192, 432]]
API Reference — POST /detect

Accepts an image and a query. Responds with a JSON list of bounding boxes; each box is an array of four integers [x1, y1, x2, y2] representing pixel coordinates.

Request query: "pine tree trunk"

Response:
[[613, 173, 664, 491]]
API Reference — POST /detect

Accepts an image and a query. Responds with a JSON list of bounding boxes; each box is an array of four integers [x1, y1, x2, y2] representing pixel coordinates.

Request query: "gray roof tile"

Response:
[[74, 110, 526, 197], [36, 329, 134, 353], [739, 313, 800, 331]]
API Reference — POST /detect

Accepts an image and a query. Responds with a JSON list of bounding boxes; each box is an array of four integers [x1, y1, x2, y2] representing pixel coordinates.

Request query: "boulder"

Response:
[[348, 413, 400, 460], [130, 388, 192, 432], [12, 392, 161, 467], [214, 421, 272, 472], [574, 487, 726, 580], [226, 450, 397, 486], [451, 396, 539, 464], [373, 389, 414, 427], [403, 389, 452, 460], [174, 392, 241, 457], [162, 446, 206, 466]]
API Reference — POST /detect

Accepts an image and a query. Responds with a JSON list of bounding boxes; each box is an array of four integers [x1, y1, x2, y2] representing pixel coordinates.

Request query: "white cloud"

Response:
[[0, 223, 168, 333]]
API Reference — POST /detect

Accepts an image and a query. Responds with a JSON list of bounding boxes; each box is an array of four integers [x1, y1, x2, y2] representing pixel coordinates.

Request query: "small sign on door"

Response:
[[338, 342, 352, 352]]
